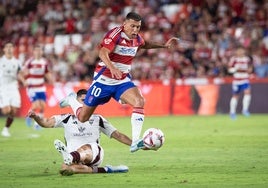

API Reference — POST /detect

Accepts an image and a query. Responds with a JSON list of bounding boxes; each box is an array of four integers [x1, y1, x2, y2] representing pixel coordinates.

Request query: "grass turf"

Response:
[[0, 115, 268, 188]]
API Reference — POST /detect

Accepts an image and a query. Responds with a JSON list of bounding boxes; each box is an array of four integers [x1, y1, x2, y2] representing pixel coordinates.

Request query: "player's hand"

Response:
[[22, 81, 28, 87], [165, 37, 179, 49], [27, 110, 37, 118], [110, 67, 123, 80]]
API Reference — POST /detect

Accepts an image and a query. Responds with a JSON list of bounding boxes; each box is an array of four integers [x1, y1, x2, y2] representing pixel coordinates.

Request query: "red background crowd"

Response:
[[0, 0, 268, 82]]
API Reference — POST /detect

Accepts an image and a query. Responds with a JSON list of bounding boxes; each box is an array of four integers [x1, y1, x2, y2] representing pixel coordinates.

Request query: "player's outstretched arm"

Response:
[[141, 37, 178, 50], [27, 110, 55, 128], [111, 130, 132, 146]]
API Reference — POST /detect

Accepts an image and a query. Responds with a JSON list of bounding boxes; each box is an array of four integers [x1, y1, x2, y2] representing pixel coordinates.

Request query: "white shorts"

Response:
[[88, 143, 104, 167], [0, 87, 21, 108]]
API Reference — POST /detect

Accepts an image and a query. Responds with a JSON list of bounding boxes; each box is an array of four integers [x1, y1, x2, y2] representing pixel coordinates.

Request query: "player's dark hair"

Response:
[[77, 89, 87, 97], [34, 44, 42, 49], [126, 12, 142, 21], [3, 41, 14, 47]]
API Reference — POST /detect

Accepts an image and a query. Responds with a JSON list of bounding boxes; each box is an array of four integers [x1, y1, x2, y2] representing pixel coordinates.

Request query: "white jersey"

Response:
[[0, 55, 22, 89], [53, 113, 116, 152]]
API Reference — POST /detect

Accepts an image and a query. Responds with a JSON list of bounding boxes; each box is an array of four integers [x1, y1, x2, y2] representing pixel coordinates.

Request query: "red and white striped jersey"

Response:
[[229, 55, 252, 84], [23, 57, 49, 92], [95, 26, 145, 82]]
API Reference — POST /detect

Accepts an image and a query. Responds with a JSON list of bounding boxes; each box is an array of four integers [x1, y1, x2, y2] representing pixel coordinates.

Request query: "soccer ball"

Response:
[[142, 128, 165, 150]]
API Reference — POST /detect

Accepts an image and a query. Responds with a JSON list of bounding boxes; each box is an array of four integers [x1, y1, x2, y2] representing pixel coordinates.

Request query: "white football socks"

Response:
[[230, 97, 238, 114], [131, 112, 144, 144], [242, 94, 251, 112]]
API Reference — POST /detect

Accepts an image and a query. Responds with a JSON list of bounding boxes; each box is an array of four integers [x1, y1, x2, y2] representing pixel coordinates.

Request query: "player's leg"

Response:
[[230, 83, 240, 119], [242, 85, 251, 116], [1, 106, 12, 137], [76, 144, 93, 164], [59, 143, 128, 176], [25, 90, 37, 127], [119, 86, 145, 152], [59, 92, 94, 121], [54, 139, 73, 165], [59, 164, 128, 175], [69, 143, 127, 174], [36, 94, 46, 119], [54, 141, 100, 166], [1, 90, 20, 137], [78, 83, 114, 122], [59, 163, 93, 175], [230, 95, 239, 119], [1, 106, 18, 137], [56, 142, 121, 175], [60, 82, 113, 122]]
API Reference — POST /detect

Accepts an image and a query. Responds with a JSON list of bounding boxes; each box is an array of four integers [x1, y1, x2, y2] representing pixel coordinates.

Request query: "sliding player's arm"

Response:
[[27, 110, 55, 128]]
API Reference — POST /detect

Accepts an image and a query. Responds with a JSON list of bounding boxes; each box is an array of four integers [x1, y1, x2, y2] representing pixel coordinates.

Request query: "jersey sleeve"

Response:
[[98, 115, 117, 138], [53, 114, 72, 128], [22, 57, 32, 70], [99, 27, 122, 52], [100, 35, 116, 52]]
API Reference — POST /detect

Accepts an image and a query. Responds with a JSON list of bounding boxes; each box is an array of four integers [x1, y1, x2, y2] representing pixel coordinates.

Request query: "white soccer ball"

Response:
[[142, 128, 165, 150]]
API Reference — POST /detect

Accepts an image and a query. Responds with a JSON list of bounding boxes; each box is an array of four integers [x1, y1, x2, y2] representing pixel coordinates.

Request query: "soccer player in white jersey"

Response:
[[22, 45, 53, 129], [59, 12, 177, 152], [0, 42, 26, 137], [228, 47, 254, 119], [28, 89, 131, 176]]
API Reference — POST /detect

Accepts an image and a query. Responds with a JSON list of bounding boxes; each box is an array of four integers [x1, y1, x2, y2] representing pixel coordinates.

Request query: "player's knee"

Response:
[[135, 97, 145, 107], [1, 107, 11, 115]]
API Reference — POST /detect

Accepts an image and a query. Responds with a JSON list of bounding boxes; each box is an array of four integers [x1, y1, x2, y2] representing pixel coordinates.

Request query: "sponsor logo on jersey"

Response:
[[118, 47, 137, 55]]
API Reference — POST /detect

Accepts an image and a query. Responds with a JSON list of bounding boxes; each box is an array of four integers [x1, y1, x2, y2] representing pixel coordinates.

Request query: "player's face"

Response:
[[33, 47, 43, 59], [3, 43, 14, 57], [77, 94, 86, 104], [236, 48, 245, 57], [123, 19, 141, 39]]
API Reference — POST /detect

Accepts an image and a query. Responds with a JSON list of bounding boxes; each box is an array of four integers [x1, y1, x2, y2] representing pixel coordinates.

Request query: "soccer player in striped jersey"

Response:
[[60, 12, 177, 152], [28, 89, 131, 175], [22, 45, 54, 129], [228, 47, 254, 119]]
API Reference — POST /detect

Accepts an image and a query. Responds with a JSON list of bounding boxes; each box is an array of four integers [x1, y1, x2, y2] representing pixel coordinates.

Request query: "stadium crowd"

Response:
[[0, 0, 268, 82]]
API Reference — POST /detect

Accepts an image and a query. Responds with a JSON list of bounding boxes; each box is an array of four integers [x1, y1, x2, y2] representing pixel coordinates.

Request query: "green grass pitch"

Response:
[[0, 115, 268, 188]]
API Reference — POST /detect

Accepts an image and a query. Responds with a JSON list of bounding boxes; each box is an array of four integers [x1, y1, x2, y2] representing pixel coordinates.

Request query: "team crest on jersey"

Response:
[[78, 127, 85, 133], [104, 38, 112, 44], [87, 96, 94, 104]]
